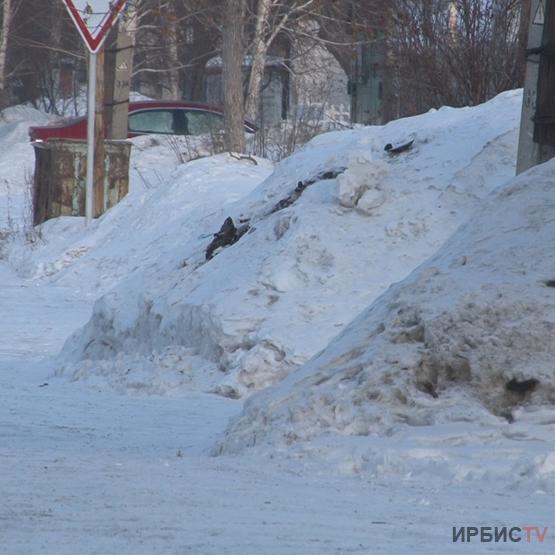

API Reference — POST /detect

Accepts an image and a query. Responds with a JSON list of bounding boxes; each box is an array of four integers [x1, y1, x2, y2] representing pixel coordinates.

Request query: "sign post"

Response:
[[86, 50, 96, 224], [61, 0, 128, 224], [516, 0, 555, 174]]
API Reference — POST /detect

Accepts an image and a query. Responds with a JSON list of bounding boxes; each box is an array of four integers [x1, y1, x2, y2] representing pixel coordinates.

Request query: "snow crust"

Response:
[[56, 90, 522, 397]]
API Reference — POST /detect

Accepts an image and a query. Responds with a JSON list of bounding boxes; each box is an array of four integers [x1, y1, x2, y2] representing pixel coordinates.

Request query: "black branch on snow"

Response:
[[205, 168, 346, 261]]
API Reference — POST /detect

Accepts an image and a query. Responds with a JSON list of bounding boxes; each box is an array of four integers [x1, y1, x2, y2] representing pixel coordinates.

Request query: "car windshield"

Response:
[[128, 110, 174, 134]]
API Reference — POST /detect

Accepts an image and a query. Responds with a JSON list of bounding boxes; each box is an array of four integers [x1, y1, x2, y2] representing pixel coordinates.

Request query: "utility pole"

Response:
[[516, 0, 555, 173], [104, 25, 133, 140]]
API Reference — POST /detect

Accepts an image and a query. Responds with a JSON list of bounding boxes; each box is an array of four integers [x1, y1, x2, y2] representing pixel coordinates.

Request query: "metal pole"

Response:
[[86, 51, 97, 225]]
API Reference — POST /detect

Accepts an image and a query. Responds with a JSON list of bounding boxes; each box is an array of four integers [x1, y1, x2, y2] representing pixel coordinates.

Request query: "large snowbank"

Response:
[[57, 90, 522, 397], [217, 157, 555, 488], [7, 150, 272, 293]]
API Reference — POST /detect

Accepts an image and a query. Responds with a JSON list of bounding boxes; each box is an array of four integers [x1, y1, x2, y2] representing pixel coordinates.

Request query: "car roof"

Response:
[[128, 100, 224, 113], [29, 100, 257, 134]]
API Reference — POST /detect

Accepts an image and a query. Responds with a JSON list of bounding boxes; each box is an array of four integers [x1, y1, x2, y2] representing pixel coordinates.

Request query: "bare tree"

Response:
[[159, 0, 180, 98], [0, 0, 13, 108], [389, 0, 526, 115], [222, 0, 247, 152], [244, 0, 317, 121]]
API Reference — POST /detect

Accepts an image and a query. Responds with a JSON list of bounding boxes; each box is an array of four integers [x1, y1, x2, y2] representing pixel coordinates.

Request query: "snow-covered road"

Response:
[[0, 265, 386, 555], [1, 262, 553, 554], [0, 270, 394, 555]]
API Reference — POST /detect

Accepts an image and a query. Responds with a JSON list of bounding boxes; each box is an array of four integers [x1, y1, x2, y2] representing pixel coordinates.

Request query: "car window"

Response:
[[185, 110, 224, 135], [128, 110, 175, 134]]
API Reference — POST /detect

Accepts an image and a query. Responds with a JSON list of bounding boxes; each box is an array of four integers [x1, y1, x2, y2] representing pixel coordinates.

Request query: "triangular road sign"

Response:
[[62, 0, 128, 53]]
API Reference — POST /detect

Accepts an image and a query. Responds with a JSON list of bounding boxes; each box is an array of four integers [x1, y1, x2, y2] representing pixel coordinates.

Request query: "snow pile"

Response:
[[217, 158, 555, 487], [58, 90, 522, 397], [7, 150, 272, 292]]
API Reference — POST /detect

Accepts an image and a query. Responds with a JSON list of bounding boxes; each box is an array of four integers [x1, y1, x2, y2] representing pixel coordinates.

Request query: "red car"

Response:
[[29, 100, 257, 141]]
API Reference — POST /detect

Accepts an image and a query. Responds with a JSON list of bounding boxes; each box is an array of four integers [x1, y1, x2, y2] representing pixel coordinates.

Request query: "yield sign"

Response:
[[62, 0, 128, 53]]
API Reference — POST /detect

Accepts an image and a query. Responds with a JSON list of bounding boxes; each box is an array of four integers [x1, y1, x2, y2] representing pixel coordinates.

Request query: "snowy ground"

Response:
[[2, 90, 555, 553], [1, 263, 553, 554]]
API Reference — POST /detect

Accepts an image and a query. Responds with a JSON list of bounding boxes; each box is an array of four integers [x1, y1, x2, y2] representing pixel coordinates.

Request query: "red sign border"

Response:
[[62, 0, 128, 53]]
